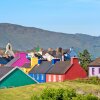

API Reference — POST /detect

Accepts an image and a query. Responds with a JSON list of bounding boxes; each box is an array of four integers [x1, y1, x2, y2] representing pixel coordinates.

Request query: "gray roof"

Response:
[[21, 63, 31, 68], [47, 61, 71, 74], [29, 61, 53, 74], [5, 56, 20, 66], [0, 67, 14, 79], [89, 57, 100, 66]]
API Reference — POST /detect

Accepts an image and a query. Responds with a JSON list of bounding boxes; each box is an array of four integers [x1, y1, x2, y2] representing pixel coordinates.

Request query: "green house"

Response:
[[0, 67, 38, 88]]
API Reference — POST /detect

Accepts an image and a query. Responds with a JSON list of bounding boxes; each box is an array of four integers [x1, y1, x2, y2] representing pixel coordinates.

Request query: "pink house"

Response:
[[88, 57, 100, 78], [5, 52, 30, 67]]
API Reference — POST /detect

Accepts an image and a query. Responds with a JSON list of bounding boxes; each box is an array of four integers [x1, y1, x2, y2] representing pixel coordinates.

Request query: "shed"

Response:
[[0, 67, 38, 88]]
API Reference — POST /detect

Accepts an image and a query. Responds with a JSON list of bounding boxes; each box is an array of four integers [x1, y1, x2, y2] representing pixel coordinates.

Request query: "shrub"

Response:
[[31, 88, 99, 100], [72, 94, 99, 100], [75, 77, 100, 85]]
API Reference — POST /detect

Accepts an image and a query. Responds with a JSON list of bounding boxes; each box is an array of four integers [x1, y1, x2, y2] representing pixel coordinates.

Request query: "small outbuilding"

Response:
[[0, 67, 38, 88]]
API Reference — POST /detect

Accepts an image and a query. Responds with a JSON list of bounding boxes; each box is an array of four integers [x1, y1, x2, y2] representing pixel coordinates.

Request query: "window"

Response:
[[33, 74, 34, 78], [92, 68, 95, 75], [99, 68, 100, 74], [58, 75, 62, 81], [48, 75, 51, 82], [53, 75, 56, 82], [37, 74, 39, 80], [41, 74, 44, 80]]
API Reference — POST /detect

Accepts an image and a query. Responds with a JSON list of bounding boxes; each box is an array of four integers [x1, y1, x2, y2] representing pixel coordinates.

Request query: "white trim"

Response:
[[58, 75, 62, 81], [48, 75, 51, 82], [41, 74, 44, 80], [0, 67, 16, 81], [53, 75, 56, 82]]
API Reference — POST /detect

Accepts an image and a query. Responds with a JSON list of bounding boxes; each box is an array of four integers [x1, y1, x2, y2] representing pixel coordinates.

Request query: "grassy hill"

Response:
[[0, 81, 100, 100]]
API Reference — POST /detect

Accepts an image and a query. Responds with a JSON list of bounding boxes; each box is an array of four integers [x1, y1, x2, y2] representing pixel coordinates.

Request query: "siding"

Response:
[[29, 73, 46, 83], [46, 74, 65, 82], [12, 53, 30, 67], [65, 63, 87, 80], [89, 67, 100, 78]]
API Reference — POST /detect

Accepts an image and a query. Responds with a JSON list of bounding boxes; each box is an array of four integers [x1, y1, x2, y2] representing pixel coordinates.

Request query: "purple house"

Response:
[[5, 52, 30, 67], [88, 57, 100, 78]]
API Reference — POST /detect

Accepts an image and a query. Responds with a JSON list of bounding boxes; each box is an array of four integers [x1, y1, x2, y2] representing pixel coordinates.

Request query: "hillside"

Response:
[[0, 23, 100, 57], [0, 81, 100, 100]]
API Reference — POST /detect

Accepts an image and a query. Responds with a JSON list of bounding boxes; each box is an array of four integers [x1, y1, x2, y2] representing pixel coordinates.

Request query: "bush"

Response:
[[72, 94, 99, 100], [31, 88, 99, 100], [75, 77, 100, 85]]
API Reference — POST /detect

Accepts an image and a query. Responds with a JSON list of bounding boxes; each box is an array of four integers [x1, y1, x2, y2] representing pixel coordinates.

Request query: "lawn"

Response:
[[0, 81, 100, 100]]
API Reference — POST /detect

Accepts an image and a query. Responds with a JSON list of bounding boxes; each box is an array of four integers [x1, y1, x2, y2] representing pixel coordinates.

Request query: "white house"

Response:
[[88, 57, 100, 78]]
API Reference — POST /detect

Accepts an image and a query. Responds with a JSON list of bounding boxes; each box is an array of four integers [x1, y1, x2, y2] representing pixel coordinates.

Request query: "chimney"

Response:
[[31, 57, 38, 67], [38, 59, 47, 65], [52, 58, 60, 64], [71, 57, 79, 65], [62, 54, 64, 61], [38, 59, 42, 65]]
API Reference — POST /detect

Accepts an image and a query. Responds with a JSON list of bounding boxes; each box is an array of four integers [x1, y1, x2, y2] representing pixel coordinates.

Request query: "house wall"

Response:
[[89, 67, 100, 78], [21, 58, 38, 74], [0, 69, 37, 88], [12, 52, 30, 67], [21, 68, 30, 74], [31, 57, 38, 67], [46, 74, 65, 82], [65, 64, 87, 80], [29, 73, 46, 83]]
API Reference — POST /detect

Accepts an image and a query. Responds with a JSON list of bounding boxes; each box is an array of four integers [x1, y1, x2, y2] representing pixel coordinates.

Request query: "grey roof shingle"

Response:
[[0, 67, 14, 79], [29, 61, 52, 74], [5, 56, 20, 66], [47, 61, 71, 74], [21, 63, 31, 68], [89, 57, 100, 66]]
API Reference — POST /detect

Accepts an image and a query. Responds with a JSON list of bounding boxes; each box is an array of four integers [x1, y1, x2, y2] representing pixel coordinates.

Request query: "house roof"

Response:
[[89, 57, 100, 66], [29, 61, 52, 74], [0, 67, 14, 80], [48, 50, 56, 57], [5, 56, 20, 66], [47, 61, 71, 74], [0, 57, 8, 64], [0, 67, 38, 83], [21, 63, 31, 68], [42, 50, 48, 55]]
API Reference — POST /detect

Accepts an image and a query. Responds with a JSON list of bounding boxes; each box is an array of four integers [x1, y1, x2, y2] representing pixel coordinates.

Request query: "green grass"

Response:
[[0, 81, 100, 100]]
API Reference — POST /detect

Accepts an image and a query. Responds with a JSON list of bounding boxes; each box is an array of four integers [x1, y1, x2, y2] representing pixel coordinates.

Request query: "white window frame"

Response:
[[41, 74, 44, 80], [37, 74, 39, 80], [53, 75, 56, 82], [48, 75, 51, 82], [58, 75, 61, 81]]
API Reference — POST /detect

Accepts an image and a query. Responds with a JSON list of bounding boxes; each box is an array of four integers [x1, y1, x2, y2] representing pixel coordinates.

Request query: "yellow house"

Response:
[[21, 57, 38, 74]]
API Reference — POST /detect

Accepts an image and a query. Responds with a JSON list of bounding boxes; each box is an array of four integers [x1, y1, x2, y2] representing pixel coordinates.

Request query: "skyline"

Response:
[[0, 0, 100, 36]]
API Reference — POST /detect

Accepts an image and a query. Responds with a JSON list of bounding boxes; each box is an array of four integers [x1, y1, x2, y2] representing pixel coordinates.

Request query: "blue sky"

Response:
[[0, 0, 100, 36]]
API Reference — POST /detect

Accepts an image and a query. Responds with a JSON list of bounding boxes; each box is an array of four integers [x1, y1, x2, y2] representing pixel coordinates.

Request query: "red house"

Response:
[[46, 57, 87, 82]]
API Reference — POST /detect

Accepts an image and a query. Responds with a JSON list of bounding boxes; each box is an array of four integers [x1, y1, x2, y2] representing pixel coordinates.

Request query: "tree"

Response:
[[78, 49, 92, 72]]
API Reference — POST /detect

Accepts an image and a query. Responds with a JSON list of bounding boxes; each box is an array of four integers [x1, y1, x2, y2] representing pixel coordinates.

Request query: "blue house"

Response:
[[29, 59, 60, 83], [64, 48, 77, 60]]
